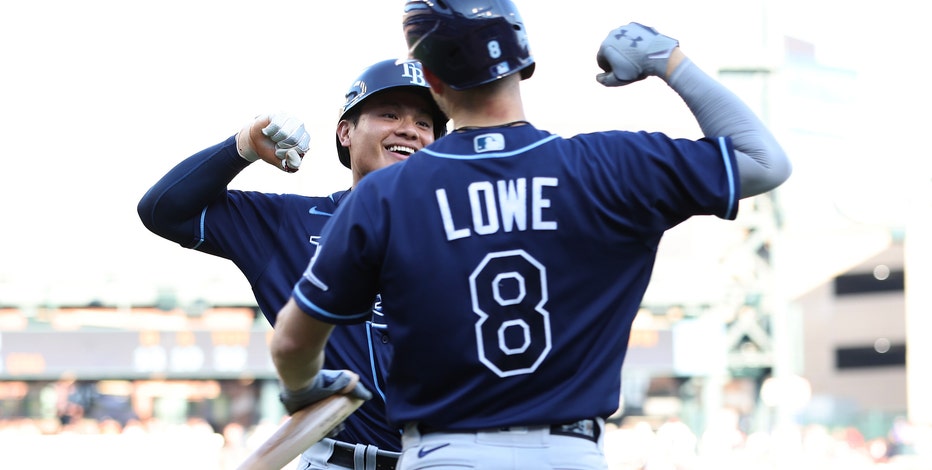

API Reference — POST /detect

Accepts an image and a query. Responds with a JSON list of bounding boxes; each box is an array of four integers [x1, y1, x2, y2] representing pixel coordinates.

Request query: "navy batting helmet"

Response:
[[336, 59, 448, 169], [402, 0, 535, 91]]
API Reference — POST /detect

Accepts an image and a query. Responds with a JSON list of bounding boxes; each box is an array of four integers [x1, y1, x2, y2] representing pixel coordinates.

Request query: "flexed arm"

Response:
[[596, 23, 791, 198], [137, 114, 310, 246]]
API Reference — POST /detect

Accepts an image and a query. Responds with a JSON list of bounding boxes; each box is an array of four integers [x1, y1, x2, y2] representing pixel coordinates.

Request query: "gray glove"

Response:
[[262, 113, 310, 173], [234, 112, 309, 172], [279, 370, 373, 415], [596, 22, 679, 87]]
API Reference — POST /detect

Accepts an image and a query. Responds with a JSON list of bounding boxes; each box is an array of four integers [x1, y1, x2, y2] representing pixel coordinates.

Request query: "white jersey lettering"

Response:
[[532, 177, 558, 230], [436, 189, 471, 240], [436, 177, 558, 241], [469, 182, 500, 235], [497, 179, 527, 232]]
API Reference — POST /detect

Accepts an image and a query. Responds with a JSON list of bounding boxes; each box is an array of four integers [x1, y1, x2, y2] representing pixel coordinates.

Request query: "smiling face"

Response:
[[337, 88, 439, 186]]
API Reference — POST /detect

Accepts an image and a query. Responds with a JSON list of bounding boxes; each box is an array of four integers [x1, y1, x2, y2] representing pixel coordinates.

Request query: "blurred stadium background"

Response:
[[1, 0, 930, 468]]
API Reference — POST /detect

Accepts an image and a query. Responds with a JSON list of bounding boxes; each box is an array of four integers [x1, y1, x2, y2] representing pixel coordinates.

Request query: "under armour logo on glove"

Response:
[[596, 22, 679, 87], [613, 29, 643, 47]]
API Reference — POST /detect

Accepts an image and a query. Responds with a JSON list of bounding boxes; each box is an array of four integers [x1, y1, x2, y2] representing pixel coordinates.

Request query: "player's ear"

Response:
[[422, 67, 444, 96], [337, 120, 352, 147]]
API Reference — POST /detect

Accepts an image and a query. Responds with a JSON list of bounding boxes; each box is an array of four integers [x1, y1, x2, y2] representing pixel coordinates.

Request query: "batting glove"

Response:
[[596, 22, 679, 87], [279, 370, 373, 415], [234, 113, 310, 173], [263, 113, 310, 173]]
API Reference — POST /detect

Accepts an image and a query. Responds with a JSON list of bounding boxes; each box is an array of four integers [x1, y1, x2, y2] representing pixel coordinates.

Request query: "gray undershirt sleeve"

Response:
[[666, 58, 791, 197]]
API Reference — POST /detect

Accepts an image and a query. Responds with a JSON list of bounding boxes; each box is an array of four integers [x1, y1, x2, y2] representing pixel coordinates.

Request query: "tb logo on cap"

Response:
[[401, 61, 427, 86]]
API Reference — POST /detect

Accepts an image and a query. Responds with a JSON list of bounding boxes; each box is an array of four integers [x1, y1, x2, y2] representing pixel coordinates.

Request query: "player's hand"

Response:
[[596, 22, 679, 87], [278, 369, 372, 415], [235, 113, 310, 173]]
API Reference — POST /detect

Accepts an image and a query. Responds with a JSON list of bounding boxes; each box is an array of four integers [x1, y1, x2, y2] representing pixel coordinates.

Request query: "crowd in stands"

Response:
[[2, 410, 930, 469]]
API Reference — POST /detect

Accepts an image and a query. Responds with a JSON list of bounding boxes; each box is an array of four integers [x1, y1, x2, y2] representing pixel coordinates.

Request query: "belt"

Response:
[[417, 418, 601, 444], [328, 441, 399, 470]]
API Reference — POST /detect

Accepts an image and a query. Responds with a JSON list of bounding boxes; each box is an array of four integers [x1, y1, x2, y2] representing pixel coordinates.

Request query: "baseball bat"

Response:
[[236, 393, 364, 470]]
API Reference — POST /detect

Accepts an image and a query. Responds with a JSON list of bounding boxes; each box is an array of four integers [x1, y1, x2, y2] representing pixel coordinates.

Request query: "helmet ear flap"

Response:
[[335, 118, 355, 169], [336, 135, 351, 169], [520, 63, 536, 80]]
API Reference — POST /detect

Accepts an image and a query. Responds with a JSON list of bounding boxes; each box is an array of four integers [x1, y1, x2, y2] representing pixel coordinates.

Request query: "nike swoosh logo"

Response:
[[308, 206, 332, 216], [417, 443, 450, 458]]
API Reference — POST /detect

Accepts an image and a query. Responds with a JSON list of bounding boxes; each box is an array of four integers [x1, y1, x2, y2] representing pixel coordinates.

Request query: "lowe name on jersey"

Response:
[[435, 177, 559, 241]]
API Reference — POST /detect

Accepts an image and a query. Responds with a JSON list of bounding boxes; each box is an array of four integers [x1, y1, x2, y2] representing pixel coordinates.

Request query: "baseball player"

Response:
[[269, 1, 792, 469], [137, 59, 447, 470]]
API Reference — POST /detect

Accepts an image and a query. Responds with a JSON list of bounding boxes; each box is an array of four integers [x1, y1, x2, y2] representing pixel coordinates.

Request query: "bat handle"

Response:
[[236, 394, 364, 470]]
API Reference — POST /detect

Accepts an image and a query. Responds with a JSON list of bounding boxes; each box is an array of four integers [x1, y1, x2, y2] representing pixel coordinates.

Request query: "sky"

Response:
[[0, 0, 927, 308]]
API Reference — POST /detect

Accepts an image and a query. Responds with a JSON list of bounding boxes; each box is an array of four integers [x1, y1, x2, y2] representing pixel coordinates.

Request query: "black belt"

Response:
[[328, 441, 399, 470], [417, 418, 601, 444]]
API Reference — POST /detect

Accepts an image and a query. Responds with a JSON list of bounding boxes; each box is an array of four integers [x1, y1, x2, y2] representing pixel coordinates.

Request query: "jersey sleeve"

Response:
[[291, 185, 385, 325], [661, 134, 740, 221], [580, 131, 740, 233], [200, 191, 291, 258], [137, 135, 251, 249]]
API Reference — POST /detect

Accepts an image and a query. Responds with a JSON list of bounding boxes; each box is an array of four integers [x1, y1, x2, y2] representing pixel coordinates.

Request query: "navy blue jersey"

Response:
[[141, 137, 399, 450], [294, 124, 739, 430]]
